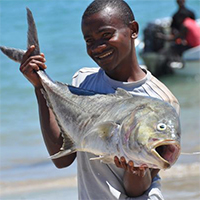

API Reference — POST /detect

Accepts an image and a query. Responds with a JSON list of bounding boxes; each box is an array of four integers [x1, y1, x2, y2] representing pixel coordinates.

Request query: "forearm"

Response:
[[19, 47, 76, 167], [35, 88, 76, 168], [123, 168, 152, 197]]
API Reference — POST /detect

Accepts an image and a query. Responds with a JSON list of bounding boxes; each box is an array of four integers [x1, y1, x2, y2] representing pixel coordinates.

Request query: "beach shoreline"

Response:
[[1, 163, 199, 200]]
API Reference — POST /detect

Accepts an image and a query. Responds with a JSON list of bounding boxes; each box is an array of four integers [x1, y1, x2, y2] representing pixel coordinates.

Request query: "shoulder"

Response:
[[180, 7, 196, 20], [145, 74, 180, 114], [186, 8, 196, 19], [72, 67, 100, 87]]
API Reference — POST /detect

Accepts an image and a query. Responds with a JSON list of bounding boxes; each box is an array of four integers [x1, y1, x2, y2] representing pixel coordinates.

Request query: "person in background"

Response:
[[19, 0, 180, 199], [171, 0, 195, 36], [173, 11, 200, 55], [159, 11, 200, 56], [156, 3, 198, 74]]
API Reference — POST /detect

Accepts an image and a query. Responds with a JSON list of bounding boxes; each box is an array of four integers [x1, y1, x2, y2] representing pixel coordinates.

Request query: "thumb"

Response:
[[21, 45, 35, 64]]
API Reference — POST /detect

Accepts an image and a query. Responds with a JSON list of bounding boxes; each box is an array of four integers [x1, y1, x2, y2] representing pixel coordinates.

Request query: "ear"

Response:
[[129, 21, 139, 39]]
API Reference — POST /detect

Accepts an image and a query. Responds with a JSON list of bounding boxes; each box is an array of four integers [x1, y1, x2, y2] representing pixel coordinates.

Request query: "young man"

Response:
[[20, 0, 179, 199]]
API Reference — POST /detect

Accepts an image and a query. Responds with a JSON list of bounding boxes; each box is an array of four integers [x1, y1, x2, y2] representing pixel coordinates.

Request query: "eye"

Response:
[[157, 123, 167, 131], [85, 38, 94, 46], [102, 32, 112, 39]]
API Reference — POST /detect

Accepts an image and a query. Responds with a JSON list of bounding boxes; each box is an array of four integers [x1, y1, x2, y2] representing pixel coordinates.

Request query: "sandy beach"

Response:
[[1, 163, 199, 200]]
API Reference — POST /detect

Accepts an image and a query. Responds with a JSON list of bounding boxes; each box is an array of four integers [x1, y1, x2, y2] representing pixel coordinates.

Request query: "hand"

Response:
[[114, 156, 148, 177], [20, 45, 47, 89]]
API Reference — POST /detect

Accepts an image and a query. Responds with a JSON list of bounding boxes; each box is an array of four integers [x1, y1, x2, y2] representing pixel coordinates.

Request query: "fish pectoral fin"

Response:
[[50, 148, 76, 160], [90, 155, 113, 164], [95, 122, 120, 140], [89, 155, 103, 161]]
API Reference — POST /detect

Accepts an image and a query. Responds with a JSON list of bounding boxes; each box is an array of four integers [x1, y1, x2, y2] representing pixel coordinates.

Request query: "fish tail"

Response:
[[26, 7, 40, 55], [0, 46, 25, 63], [0, 8, 40, 63]]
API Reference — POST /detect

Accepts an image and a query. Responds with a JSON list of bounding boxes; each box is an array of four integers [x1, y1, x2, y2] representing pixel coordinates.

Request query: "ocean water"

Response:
[[0, 0, 200, 199]]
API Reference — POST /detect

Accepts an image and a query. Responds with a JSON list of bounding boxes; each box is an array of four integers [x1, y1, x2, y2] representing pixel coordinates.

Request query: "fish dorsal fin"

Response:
[[115, 88, 133, 98]]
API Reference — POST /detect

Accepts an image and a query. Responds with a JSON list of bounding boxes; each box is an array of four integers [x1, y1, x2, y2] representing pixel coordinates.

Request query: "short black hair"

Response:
[[82, 0, 135, 25]]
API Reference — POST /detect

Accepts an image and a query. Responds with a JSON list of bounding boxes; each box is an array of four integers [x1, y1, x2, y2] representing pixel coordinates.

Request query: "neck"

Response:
[[106, 63, 146, 82], [179, 5, 185, 10], [105, 50, 146, 82]]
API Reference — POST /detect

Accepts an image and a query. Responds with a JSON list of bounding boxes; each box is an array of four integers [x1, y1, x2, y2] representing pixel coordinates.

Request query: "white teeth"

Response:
[[98, 50, 113, 59]]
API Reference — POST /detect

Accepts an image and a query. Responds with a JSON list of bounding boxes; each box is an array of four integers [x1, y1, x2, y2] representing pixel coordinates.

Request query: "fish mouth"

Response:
[[151, 140, 180, 169]]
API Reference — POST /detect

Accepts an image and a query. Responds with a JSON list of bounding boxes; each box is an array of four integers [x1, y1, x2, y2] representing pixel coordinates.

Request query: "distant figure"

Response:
[[155, 4, 199, 75], [158, 9, 199, 56], [172, 11, 200, 56], [171, 0, 196, 36]]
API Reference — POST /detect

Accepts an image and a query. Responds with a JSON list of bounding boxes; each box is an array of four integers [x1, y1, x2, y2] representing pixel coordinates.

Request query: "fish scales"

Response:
[[39, 70, 180, 169]]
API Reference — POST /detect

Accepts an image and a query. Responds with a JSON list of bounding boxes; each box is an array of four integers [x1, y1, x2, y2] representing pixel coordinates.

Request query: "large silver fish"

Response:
[[0, 8, 181, 169]]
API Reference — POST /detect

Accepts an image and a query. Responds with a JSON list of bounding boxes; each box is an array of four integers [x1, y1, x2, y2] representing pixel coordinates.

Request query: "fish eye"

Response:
[[157, 123, 167, 131]]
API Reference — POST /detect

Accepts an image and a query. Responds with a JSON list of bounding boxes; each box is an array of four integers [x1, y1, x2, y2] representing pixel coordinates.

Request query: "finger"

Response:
[[23, 55, 46, 65], [20, 62, 45, 74], [40, 53, 45, 57], [21, 45, 35, 64], [136, 166, 147, 177], [21, 59, 46, 73], [20, 57, 46, 72], [114, 156, 121, 168], [127, 160, 134, 173], [141, 167, 148, 177], [120, 157, 127, 169], [128, 160, 138, 174], [32, 59, 46, 70], [21, 62, 41, 74]]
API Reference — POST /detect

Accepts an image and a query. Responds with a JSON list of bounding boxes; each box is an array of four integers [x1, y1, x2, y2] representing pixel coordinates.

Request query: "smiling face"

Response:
[[81, 7, 138, 79]]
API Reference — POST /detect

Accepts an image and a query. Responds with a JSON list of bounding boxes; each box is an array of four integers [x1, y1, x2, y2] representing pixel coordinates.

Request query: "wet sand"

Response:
[[1, 163, 199, 200], [162, 176, 200, 200], [160, 162, 200, 200]]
